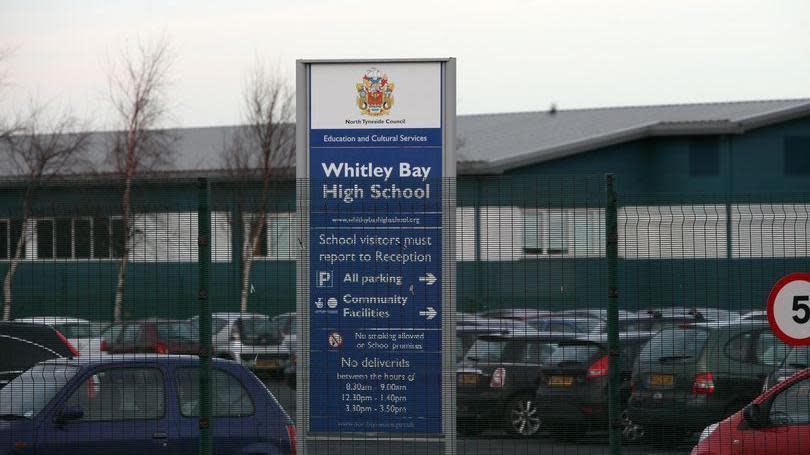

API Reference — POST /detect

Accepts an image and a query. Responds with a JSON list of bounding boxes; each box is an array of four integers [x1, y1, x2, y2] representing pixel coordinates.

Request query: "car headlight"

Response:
[[699, 423, 719, 443]]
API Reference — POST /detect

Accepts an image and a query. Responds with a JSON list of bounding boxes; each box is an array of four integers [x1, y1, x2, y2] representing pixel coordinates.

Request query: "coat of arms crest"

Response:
[[356, 68, 394, 116]]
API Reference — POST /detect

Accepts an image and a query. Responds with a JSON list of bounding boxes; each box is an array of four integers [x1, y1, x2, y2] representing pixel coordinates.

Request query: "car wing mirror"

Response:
[[56, 405, 84, 424], [743, 403, 765, 428]]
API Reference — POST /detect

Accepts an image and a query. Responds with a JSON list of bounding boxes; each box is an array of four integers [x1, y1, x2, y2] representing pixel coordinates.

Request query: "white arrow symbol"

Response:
[[418, 307, 437, 320], [418, 273, 437, 286]]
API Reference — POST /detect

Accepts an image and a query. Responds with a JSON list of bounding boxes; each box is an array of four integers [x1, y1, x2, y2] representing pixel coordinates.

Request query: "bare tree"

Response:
[[107, 38, 174, 322], [224, 65, 295, 313], [1, 108, 90, 320]]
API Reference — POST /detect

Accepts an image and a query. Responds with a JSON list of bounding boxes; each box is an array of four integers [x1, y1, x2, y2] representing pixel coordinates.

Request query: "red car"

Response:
[[692, 368, 810, 455], [105, 319, 200, 355]]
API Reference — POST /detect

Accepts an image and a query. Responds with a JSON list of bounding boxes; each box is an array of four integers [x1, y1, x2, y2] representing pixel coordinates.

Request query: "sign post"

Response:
[[767, 273, 810, 346], [296, 59, 456, 454]]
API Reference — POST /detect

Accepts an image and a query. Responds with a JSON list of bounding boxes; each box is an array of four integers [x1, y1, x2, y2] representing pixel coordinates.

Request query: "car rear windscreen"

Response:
[[53, 323, 99, 339], [543, 343, 600, 366], [639, 328, 709, 362], [465, 338, 509, 363]]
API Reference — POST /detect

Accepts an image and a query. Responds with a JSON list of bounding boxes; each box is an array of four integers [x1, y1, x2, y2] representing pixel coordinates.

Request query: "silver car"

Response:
[[190, 312, 292, 376]]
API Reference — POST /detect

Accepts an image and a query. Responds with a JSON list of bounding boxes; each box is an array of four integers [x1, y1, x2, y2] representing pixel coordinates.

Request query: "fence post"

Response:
[[605, 174, 621, 455], [197, 177, 213, 455]]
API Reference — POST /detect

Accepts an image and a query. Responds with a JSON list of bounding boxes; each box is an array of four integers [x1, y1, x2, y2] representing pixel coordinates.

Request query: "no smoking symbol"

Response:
[[767, 273, 810, 346], [328, 331, 343, 348]]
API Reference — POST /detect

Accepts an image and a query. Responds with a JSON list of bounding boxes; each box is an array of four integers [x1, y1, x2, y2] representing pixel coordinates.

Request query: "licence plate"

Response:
[[458, 373, 480, 385], [649, 373, 674, 386], [256, 359, 281, 369], [548, 375, 574, 387]]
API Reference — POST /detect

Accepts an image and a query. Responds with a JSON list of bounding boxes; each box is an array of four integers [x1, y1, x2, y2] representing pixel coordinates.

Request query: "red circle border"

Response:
[[767, 272, 810, 346]]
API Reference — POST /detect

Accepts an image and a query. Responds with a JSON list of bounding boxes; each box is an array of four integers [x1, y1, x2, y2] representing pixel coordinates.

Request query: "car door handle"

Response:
[[153, 432, 168, 440]]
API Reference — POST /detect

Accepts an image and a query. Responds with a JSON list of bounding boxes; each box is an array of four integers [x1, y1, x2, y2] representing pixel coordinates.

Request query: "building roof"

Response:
[[3, 98, 810, 180]]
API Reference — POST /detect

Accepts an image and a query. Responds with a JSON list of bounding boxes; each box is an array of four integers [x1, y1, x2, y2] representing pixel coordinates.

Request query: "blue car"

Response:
[[0, 355, 296, 455]]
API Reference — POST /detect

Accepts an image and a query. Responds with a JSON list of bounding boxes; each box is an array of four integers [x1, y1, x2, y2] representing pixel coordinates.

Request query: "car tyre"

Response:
[[504, 395, 541, 438]]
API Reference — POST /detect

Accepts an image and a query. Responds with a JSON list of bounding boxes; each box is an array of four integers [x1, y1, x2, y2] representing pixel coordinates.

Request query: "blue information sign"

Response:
[[305, 62, 446, 435]]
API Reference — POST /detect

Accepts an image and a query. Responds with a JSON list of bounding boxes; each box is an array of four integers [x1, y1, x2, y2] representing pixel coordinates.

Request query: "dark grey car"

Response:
[[627, 321, 788, 446]]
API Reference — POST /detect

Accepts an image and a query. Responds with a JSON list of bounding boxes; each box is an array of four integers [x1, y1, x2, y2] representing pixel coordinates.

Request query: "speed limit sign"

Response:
[[767, 273, 810, 346]]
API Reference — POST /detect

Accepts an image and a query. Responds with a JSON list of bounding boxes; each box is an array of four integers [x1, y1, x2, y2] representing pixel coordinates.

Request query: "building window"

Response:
[[785, 137, 810, 176], [111, 218, 126, 259], [245, 213, 298, 260], [36, 219, 54, 259], [689, 137, 720, 176], [94, 217, 110, 258], [74, 218, 92, 259], [523, 210, 569, 256], [0, 220, 7, 259]]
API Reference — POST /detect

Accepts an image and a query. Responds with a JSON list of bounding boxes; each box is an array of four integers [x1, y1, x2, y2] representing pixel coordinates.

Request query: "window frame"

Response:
[[522, 209, 570, 257], [768, 376, 810, 427]]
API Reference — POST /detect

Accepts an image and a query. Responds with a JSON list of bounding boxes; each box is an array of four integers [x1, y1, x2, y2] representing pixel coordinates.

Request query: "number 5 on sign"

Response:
[[767, 273, 810, 345]]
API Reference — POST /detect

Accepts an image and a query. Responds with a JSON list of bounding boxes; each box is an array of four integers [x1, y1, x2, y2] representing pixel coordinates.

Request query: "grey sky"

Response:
[[2, 0, 809, 129]]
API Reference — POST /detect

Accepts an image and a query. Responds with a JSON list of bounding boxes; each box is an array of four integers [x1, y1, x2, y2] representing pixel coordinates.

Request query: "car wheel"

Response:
[[621, 411, 645, 443], [505, 395, 541, 437]]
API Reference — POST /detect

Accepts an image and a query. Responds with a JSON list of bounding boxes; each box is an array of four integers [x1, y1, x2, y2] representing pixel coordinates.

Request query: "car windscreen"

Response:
[[639, 328, 709, 363], [0, 364, 79, 418], [155, 322, 198, 343], [465, 338, 509, 363], [543, 343, 600, 366], [784, 346, 810, 369], [238, 319, 279, 345], [53, 323, 97, 339]]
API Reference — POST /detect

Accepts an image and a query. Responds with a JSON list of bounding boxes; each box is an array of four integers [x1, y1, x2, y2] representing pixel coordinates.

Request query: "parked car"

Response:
[[763, 345, 810, 391], [456, 330, 578, 437], [526, 316, 600, 334], [190, 312, 291, 376], [740, 310, 768, 322], [535, 331, 656, 442], [591, 313, 708, 334], [639, 307, 741, 323], [106, 319, 199, 355], [478, 308, 553, 321], [692, 367, 810, 455], [627, 321, 789, 446], [15, 317, 106, 357], [0, 355, 296, 454], [0, 321, 79, 388], [555, 309, 638, 321], [99, 322, 126, 354]]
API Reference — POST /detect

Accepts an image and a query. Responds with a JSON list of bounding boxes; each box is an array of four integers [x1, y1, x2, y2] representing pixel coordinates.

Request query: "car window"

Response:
[[63, 367, 164, 421], [238, 318, 279, 345], [0, 365, 79, 417], [784, 346, 810, 369], [724, 332, 754, 362], [640, 328, 708, 362], [544, 343, 600, 366], [121, 325, 142, 344], [155, 322, 198, 342], [769, 377, 810, 426], [174, 368, 254, 417], [523, 341, 558, 364], [465, 338, 508, 363], [756, 332, 789, 367], [102, 324, 124, 345], [53, 324, 94, 339], [190, 318, 228, 335]]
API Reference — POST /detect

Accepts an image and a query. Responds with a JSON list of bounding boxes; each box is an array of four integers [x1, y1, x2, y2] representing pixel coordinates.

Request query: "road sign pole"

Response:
[[197, 177, 213, 455], [605, 174, 621, 455]]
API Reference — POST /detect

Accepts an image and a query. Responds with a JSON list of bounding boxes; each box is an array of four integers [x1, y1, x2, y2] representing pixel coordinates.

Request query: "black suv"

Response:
[[456, 331, 577, 437], [535, 331, 655, 442], [0, 322, 78, 388], [627, 321, 788, 445]]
